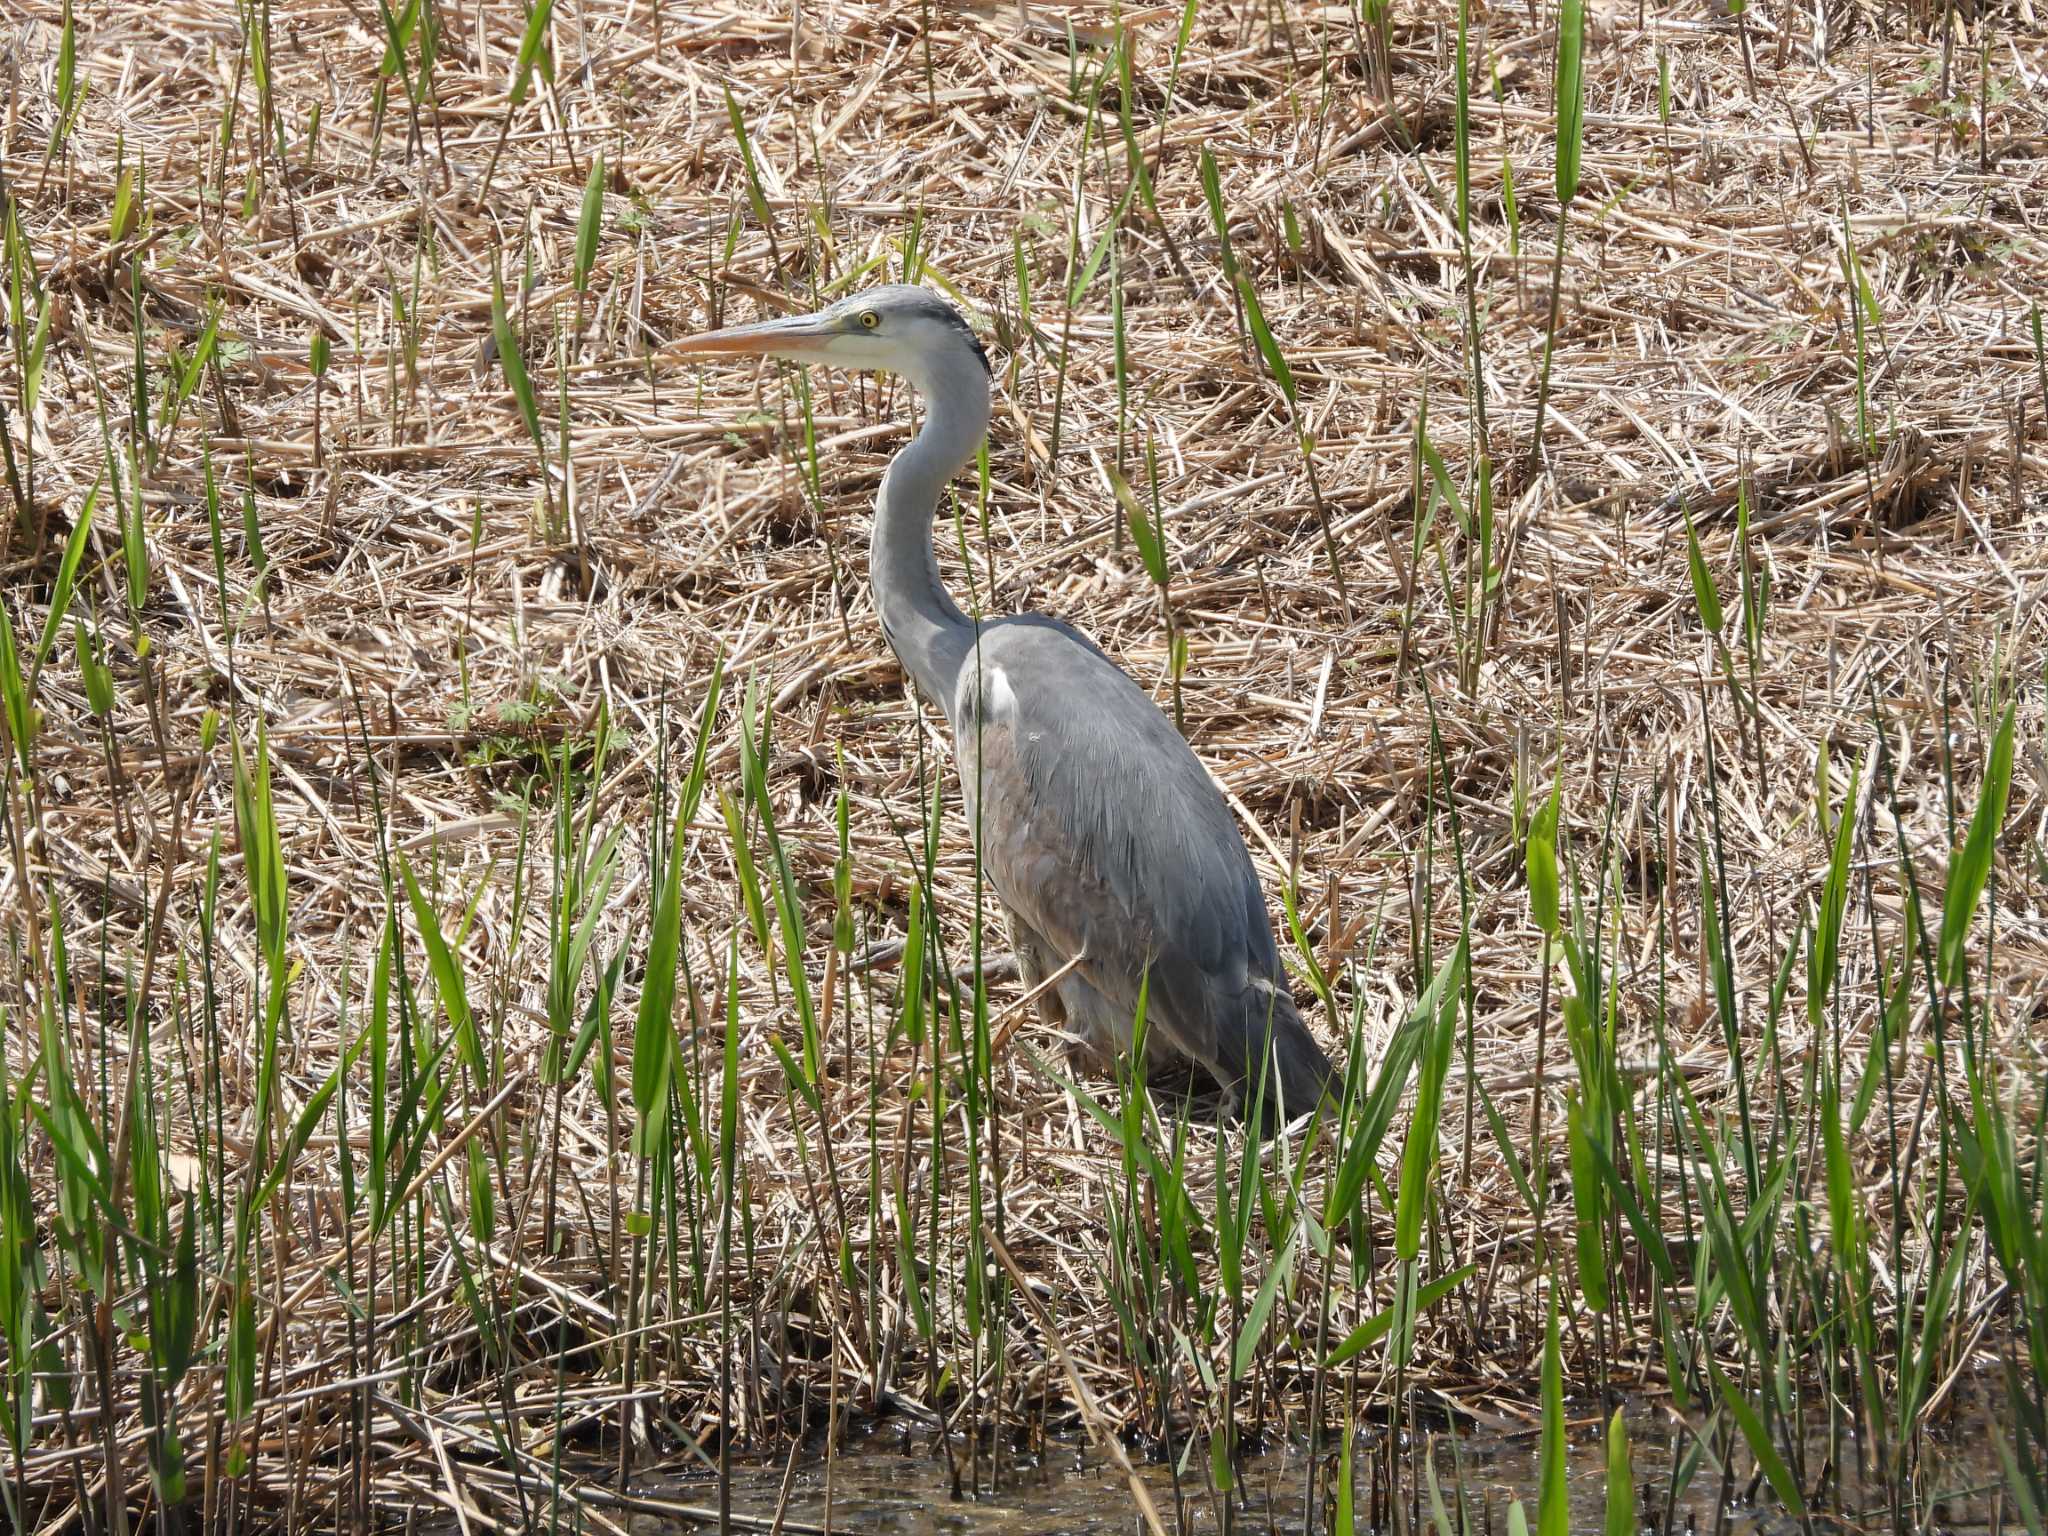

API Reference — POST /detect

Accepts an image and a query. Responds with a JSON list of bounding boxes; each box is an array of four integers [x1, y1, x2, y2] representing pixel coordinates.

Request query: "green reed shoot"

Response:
[[399, 860, 490, 1098], [735, 678, 859, 1311], [230, 722, 290, 1177], [1657, 50, 1676, 207], [540, 718, 621, 1253], [1358, 0, 1395, 111], [718, 784, 773, 981], [479, 0, 554, 200], [0, 1061, 45, 1530], [110, 151, 140, 241], [555, 314, 578, 541], [5, 203, 53, 516], [1709, 1350, 1809, 1524], [1536, 1291, 1567, 1536], [1938, 697, 2014, 994], [1523, 768, 1561, 1244], [1681, 502, 1757, 758], [0, 609, 33, 784], [715, 925, 745, 1527], [1007, 228, 1036, 396], [1111, 229, 1130, 479], [489, 247, 559, 534], [23, 500, 85, 715], [1335, 1421, 1359, 1536], [1115, 32, 1192, 292], [1196, 147, 1246, 350], [724, 89, 783, 275], [1735, 483, 1768, 710], [1208, 1084, 1254, 1501], [1237, 273, 1350, 615], [1391, 938, 1463, 1328], [369, 0, 437, 177], [620, 743, 691, 1475], [1371, 938, 1465, 1513], [1413, 420, 1491, 694], [1500, 154, 1523, 269], [37, 0, 86, 193], [32, 904, 103, 1296], [1450, 0, 1498, 698], [309, 326, 331, 464], [1107, 457, 1186, 730], [1452, 0, 1487, 451], [155, 299, 220, 463], [1836, 202, 1892, 517], [1528, 0, 1584, 464], [575, 151, 606, 341], [1048, 61, 1119, 464], [1602, 1407, 1634, 1536]]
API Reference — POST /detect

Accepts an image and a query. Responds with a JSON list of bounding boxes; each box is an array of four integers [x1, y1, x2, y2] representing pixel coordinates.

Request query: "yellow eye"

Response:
[[859, 310, 880, 330]]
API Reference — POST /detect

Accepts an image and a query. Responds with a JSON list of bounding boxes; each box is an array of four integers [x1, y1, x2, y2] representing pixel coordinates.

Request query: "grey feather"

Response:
[[954, 618, 1335, 1124]]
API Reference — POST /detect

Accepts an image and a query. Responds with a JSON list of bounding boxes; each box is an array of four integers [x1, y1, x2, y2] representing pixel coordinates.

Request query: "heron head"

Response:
[[671, 285, 990, 391]]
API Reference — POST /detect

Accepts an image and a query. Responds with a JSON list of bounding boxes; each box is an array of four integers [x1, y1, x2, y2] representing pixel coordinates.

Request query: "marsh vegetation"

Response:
[[0, 0, 2044, 1530]]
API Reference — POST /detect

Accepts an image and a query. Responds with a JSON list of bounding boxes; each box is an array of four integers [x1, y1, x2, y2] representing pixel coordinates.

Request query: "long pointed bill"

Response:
[[669, 310, 839, 361]]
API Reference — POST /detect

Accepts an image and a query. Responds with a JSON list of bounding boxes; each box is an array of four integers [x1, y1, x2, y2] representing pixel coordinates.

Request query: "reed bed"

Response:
[[1, 0, 2045, 1529]]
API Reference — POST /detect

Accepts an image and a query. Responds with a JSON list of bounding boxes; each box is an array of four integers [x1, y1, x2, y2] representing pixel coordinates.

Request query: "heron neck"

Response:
[[872, 349, 989, 722]]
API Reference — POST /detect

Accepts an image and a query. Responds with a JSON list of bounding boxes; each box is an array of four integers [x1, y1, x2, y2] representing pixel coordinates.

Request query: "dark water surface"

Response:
[[622, 1398, 2009, 1536]]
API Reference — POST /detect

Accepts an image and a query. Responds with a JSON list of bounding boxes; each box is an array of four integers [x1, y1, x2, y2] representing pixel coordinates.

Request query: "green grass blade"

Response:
[[1707, 1358, 1806, 1517], [575, 152, 605, 295], [1809, 762, 1859, 1029], [510, 0, 555, 105], [489, 251, 546, 459], [1106, 463, 1168, 586], [1938, 698, 2016, 993], [1336, 1421, 1358, 1536], [1230, 1224, 1297, 1378], [0, 601, 31, 778], [723, 88, 779, 244], [30, 483, 97, 690], [246, 1027, 373, 1218], [1236, 275, 1297, 405], [1992, 1422, 2048, 1536], [1196, 148, 1239, 284], [1527, 772, 1561, 935], [631, 798, 689, 1158], [1682, 506, 1724, 632], [399, 858, 489, 1088], [1537, 1291, 1569, 1536], [1554, 0, 1585, 204], [1327, 946, 1462, 1223], [1579, 1125, 1676, 1287], [1068, 181, 1138, 307], [1324, 1264, 1473, 1366], [1474, 1073, 1540, 1215], [1395, 939, 1465, 1260], [1567, 1090, 1610, 1312], [1604, 1409, 1633, 1536]]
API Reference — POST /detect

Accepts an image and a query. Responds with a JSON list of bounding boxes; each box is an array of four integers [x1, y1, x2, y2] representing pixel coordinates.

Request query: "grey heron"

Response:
[[674, 284, 1337, 1128]]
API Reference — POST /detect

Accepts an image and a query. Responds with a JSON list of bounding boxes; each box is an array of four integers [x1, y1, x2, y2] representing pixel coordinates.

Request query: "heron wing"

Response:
[[950, 617, 1293, 1081]]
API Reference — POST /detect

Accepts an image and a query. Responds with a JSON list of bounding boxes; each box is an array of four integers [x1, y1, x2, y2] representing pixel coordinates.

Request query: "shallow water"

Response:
[[627, 1398, 2011, 1536]]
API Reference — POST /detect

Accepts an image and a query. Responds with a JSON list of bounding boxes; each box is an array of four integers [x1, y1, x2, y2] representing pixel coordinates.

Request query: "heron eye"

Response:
[[859, 311, 880, 330]]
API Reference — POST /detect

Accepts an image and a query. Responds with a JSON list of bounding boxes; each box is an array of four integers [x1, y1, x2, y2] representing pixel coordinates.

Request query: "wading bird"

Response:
[[675, 286, 1336, 1128]]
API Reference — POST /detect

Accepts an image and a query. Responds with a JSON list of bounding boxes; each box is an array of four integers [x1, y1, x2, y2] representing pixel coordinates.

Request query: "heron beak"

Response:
[[669, 310, 839, 361]]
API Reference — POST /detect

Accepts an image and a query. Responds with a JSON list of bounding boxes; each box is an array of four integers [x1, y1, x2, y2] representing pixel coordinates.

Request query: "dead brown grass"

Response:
[[3, 0, 2047, 1526]]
